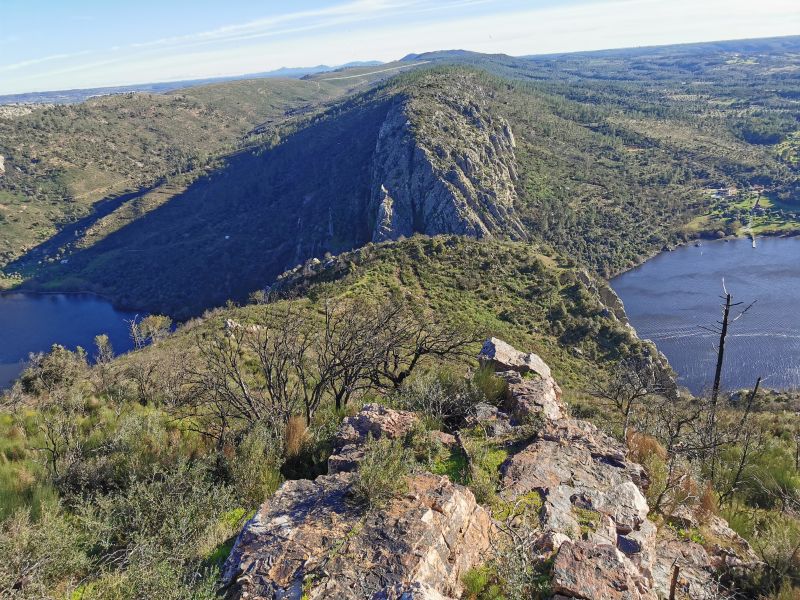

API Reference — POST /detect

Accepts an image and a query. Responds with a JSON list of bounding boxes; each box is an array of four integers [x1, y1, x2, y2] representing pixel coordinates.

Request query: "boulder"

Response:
[[501, 370, 564, 423], [478, 337, 552, 378], [666, 505, 699, 531], [552, 541, 657, 600], [329, 404, 418, 474], [223, 473, 492, 600]]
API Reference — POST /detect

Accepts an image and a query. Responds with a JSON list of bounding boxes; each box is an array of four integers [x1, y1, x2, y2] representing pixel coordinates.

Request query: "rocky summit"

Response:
[[370, 77, 526, 244], [223, 339, 757, 600]]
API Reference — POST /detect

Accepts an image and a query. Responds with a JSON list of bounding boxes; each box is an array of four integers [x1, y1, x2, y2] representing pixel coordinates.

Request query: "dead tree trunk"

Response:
[[710, 292, 732, 409], [701, 283, 755, 481]]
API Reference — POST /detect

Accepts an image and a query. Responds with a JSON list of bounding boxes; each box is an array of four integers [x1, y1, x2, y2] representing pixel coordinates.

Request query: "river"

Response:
[[611, 237, 800, 394], [0, 292, 136, 388]]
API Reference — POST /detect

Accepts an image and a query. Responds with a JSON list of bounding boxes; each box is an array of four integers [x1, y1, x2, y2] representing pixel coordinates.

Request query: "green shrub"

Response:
[[229, 424, 283, 507], [352, 435, 412, 508], [79, 461, 236, 565], [80, 543, 220, 600], [462, 565, 505, 600], [0, 507, 91, 597], [394, 370, 484, 431], [405, 420, 448, 468], [472, 366, 508, 405]]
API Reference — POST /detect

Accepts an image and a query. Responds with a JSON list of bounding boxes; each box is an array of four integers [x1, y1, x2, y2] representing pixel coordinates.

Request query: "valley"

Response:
[[3, 39, 798, 317], [1, 33, 799, 600]]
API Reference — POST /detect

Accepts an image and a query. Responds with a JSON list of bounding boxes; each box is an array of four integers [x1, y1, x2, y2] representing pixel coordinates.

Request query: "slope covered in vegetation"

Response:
[[2, 236, 799, 598], [12, 36, 800, 316], [0, 237, 638, 595], [0, 78, 353, 269]]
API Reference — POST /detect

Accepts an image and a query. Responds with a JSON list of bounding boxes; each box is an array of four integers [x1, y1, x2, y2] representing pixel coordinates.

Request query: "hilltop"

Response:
[[2, 232, 795, 597], [2, 36, 796, 315]]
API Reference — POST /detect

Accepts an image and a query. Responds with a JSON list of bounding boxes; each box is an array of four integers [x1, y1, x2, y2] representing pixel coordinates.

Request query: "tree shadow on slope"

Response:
[[20, 96, 395, 319]]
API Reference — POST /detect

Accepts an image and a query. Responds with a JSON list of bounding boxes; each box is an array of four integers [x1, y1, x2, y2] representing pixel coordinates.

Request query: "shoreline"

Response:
[[609, 234, 800, 395]]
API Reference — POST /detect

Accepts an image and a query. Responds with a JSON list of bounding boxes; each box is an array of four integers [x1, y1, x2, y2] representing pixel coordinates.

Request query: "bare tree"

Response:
[[188, 322, 298, 446], [699, 280, 755, 479], [186, 297, 476, 449], [368, 300, 478, 390], [317, 299, 383, 411], [591, 355, 673, 440]]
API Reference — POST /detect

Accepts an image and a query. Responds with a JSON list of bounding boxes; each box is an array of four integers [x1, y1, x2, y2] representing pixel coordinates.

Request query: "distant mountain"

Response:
[[0, 61, 385, 105], [400, 49, 479, 61]]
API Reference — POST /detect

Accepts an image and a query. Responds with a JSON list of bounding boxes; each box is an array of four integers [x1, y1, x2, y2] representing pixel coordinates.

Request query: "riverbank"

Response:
[[0, 292, 137, 388]]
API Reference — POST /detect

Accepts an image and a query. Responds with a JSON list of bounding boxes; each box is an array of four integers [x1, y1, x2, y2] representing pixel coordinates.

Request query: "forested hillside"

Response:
[[7, 36, 797, 315]]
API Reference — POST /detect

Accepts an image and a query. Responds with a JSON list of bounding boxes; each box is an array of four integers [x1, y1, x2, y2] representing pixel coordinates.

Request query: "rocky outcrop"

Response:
[[487, 339, 757, 600], [552, 541, 656, 600], [369, 77, 526, 243], [650, 515, 759, 600], [223, 472, 492, 600], [372, 582, 455, 599], [478, 338, 565, 424], [328, 403, 419, 474], [478, 337, 552, 379], [576, 269, 630, 326], [0, 155, 5, 177], [224, 338, 757, 600]]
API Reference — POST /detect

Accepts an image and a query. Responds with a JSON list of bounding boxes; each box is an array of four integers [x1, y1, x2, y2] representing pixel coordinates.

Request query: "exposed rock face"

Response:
[[478, 337, 552, 379], [576, 269, 631, 326], [651, 515, 759, 600], [369, 80, 526, 243], [552, 541, 657, 600], [501, 370, 565, 424], [466, 402, 514, 437], [224, 338, 757, 600], [328, 403, 418, 474], [485, 338, 757, 600], [223, 472, 492, 600], [372, 582, 455, 600]]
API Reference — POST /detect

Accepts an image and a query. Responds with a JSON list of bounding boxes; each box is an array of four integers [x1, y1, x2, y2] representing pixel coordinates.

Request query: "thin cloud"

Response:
[[1, 0, 798, 94], [129, 0, 426, 49], [0, 50, 91, 73]]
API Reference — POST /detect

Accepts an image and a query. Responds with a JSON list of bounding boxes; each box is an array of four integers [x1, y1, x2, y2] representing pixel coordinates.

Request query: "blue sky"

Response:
[[0, 0, 798, 95]]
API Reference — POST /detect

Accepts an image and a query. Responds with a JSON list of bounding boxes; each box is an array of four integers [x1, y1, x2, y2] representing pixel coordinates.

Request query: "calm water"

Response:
[[611, 237, 800, 394], [0, 293, 136, 388]]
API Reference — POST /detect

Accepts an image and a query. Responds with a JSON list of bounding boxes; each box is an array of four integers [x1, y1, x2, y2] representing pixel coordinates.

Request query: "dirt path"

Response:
[[318, 61, 431, 81]]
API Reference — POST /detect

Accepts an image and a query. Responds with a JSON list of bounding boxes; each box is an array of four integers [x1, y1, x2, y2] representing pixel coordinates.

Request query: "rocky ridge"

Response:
[[223, 339, 756, 599], [370, 75, 527, 243]]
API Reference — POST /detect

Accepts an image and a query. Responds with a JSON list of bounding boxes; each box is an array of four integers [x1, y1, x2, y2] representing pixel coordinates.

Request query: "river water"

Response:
[[611, 237, 800, 394], [0, 292, 136, 388]]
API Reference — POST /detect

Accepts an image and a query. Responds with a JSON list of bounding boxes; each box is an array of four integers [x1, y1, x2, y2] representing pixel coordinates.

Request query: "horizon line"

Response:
[[2, 32, 798, 100]]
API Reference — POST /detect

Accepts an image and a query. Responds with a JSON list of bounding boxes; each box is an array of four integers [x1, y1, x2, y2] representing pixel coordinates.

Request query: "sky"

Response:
[[0, 0, 798, 95]]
